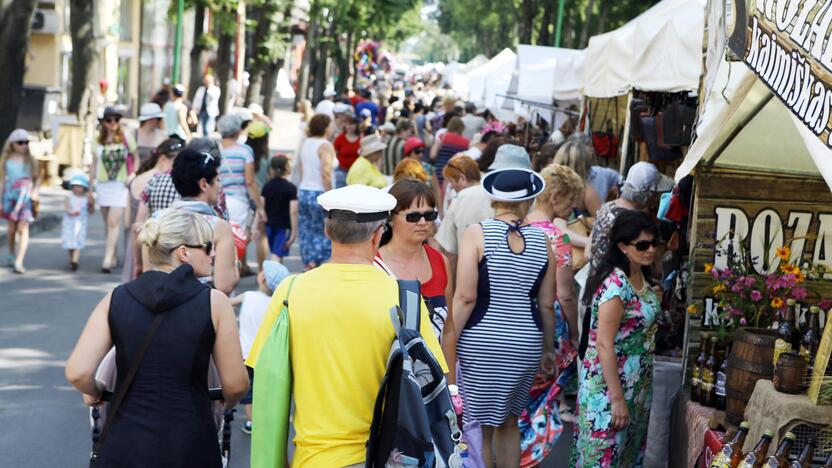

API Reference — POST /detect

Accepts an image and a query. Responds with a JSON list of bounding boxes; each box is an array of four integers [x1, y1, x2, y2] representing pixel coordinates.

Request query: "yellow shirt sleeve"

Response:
[[418, 300, 449, 373], [245, 276, 293, 368]]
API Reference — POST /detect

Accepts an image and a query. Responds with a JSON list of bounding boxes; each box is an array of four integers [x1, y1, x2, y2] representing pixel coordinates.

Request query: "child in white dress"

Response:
[[62, 174, 93, 271]]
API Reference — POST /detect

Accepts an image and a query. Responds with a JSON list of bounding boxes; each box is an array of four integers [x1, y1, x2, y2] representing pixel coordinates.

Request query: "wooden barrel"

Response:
[[773, 352, 806, 394], [725, 328, 776, 425]]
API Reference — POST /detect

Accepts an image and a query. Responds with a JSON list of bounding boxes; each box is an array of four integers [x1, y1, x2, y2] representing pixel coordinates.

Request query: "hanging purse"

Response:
[[592, 98, 620, 160], [90, 311, 166, 465]]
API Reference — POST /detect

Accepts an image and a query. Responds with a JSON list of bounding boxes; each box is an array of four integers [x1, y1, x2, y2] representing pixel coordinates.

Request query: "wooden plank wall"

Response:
[[684, 167, 832, 379]]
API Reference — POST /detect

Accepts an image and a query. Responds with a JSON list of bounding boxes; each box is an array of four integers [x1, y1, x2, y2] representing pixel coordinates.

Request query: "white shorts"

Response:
[[226, 196, 251, 228], [96, 181, 128, 208]]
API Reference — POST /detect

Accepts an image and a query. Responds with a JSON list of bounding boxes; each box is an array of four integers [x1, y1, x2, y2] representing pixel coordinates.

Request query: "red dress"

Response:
[[376, 243, 448, 340], [333, 133, 361, 171]]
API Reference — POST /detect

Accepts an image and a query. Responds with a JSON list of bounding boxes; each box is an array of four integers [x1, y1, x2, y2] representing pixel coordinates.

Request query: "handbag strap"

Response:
[[91, 311, 166, 461]]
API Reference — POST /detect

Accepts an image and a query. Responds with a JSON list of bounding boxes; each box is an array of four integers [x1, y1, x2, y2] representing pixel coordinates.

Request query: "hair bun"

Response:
[[138, 219, 162, 247]]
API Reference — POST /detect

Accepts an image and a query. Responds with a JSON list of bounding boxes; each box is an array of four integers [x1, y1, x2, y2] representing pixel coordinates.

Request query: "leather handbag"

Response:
[[592, 99, 620, 160]]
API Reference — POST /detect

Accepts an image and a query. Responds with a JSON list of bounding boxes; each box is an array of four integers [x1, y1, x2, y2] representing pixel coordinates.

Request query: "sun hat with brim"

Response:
[[360, 134, 387, 157], [488, 144, 532, 171], [69, 173, 90, 189], [482, 168, 545, 202], [138, 102, 164, 122], [247, 121, 270, 139], [262, 260, 290, 291], [8, 128, 29, 143], [333, 102, 352, 115], [317, 184, 397, 222], [101, 106, 123, 120]]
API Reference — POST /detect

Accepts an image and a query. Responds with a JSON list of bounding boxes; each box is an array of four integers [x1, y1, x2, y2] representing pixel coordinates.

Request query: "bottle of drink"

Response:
[[692, 336, 707, 403], [777, 300, 799, 351], [710, 421, 750, 468], [789, 438, 816, 468], [702, 337, 719, 407], [714, 346, 729, 411], [800, 306, 821, 377], [737, 430, 774, 468], [763, 432, 796, 468]]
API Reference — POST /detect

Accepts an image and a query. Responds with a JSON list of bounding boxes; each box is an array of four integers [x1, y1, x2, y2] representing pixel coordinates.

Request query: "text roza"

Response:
[[745, 0, 832, 144], [713, 206, 832, 276]]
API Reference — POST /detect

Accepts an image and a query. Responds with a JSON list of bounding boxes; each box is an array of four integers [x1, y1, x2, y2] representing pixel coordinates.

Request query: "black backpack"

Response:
[[365, 280, 461, 467]]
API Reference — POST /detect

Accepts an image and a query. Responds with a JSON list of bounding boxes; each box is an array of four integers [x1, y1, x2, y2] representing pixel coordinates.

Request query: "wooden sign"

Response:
[[685, 168, 832, 371], [731, 0, 832, 147]]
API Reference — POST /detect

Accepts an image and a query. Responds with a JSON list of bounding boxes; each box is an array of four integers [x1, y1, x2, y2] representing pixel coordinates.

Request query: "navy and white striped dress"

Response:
[[457, 219, 549, 426]]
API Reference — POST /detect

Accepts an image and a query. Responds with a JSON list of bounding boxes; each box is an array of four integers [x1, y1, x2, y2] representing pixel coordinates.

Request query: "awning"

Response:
[[453, 48, 516, 106], [515, 45, 585, 103], [583, 0, 706, 98]]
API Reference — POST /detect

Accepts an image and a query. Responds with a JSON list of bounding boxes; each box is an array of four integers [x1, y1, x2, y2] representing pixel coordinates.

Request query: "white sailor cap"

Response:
[[317, 185, 397, 222]]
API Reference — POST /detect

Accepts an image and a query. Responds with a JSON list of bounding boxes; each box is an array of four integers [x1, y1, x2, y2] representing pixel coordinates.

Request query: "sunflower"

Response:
[[704, 263, 713, 274], [776, 246, 791, 261], [713, 283, 726, 294], [771, 297, 785, 309]]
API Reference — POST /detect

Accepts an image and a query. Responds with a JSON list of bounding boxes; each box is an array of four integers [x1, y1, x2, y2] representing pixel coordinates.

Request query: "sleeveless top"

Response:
[[299, 137, 328, 191], [99, 265, 221, 467]]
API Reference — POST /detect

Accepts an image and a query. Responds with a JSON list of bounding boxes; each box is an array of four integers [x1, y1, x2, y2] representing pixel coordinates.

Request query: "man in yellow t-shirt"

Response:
[[346, 134, 388, 188], [247, 184, 448, 467]]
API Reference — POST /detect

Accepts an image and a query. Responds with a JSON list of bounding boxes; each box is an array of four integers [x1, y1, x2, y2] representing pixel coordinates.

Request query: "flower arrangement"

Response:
[[688, 241, 827, 335]]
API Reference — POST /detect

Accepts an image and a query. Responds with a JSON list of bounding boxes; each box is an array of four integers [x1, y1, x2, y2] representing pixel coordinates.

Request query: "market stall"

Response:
[[671, 0, 832, 464], [450, 49, 514, 106]]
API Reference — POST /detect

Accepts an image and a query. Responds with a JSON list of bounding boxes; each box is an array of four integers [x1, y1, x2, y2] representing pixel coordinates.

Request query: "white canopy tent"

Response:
[[583, 0, 706, 98], [516, 45, 585, 103], [674, 59, 832, 190], [452, 48, 516, 106]]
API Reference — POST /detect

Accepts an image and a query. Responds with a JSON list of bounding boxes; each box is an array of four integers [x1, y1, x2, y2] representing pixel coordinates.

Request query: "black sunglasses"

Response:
[[629, 238, 659, 252], [174, 241, 213, 255], [402, 210, 438, 223], [14, 140, 29, 145], [412, 148, 425, 154], [103, 117, 121, 123]]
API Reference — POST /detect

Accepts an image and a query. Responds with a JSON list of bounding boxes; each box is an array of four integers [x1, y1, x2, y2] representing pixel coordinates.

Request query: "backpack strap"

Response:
[[396, 279, 421, 331]]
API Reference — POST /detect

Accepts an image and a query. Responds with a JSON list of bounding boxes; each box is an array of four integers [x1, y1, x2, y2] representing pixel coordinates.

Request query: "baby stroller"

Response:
[[90, 349, 235, 467]]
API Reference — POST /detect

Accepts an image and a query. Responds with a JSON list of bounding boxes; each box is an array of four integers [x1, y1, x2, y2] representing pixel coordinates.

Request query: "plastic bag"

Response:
[[251, 277, 295, 468]]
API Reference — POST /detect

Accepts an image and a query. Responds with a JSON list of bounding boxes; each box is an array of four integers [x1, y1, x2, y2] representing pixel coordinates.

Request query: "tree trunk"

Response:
[[215, 24, 234, 115], [518, 0, 535, 44], [537, 0, 553, 46], [311, 21, 333, 104], [67, 0, 96, 115], [187, 3, 206, 101], [261, 58, 282, 116], [243, 2, 272, 107], [578, 0, 595, 48], [0, 0, 37, 141], [596, 2, 609, 35], [336, 31, 352, 94], [296, 17, 317, 108]]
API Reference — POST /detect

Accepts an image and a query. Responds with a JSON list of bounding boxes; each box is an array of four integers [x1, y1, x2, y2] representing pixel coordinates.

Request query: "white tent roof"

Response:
[[583, 0, 706, 98], [516, 45, 585, 103], [452, 48, 516, 105], [675, 59, 832, 190]]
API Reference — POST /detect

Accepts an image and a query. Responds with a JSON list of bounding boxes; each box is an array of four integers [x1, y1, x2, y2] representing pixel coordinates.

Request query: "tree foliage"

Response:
[[437, 0, 660, 61]]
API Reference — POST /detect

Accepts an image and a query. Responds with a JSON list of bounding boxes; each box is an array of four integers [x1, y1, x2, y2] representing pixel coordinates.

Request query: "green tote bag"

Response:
[[251, 275, 297, 468]]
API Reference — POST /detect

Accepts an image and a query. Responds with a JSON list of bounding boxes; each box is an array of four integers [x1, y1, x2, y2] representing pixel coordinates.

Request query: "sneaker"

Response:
[[241, 421, 252, 435]]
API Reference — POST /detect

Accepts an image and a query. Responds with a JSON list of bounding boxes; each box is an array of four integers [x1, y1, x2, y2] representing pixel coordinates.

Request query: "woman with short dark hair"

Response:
[[296, 113, 335, 269]]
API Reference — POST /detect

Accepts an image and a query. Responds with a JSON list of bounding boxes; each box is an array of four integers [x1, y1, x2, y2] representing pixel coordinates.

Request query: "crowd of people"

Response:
[[18, 74, 679, 467]]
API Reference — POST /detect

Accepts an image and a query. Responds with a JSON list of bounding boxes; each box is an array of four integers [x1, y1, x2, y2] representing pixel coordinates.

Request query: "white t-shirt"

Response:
[[238, 291, 273, 359], [466, 145, 482, 160]]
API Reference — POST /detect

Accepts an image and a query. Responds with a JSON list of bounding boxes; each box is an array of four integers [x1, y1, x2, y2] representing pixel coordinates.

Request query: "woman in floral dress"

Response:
[[572, 210, 660, 468], [0, 129, 38, 273]]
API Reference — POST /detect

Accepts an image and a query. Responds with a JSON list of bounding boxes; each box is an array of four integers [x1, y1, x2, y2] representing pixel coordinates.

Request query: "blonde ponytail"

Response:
[[138, 209, 212, 267]]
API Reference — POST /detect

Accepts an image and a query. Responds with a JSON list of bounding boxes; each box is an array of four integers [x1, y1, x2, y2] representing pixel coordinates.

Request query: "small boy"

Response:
[[261, 155, 298, 262], [232, 260, 290, 434]]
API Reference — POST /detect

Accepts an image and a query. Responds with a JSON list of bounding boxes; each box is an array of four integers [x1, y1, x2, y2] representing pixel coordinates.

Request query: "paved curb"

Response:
[[0, 213, 62, 245]]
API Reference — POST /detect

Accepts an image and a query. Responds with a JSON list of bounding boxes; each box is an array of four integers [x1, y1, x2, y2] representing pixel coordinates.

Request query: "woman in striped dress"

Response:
[[445, 166, 558, 468]]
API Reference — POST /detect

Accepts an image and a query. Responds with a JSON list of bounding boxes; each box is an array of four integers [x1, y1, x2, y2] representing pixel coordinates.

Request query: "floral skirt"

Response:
[[1, 187, 33, 223], [298, 189, 331, 266]]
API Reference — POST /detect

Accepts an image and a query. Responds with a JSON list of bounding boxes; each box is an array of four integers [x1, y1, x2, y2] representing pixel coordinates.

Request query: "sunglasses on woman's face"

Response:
[[402, 210, 438, 223], [175, 242, 213, 255], [412, 148, 425, 155], [104, 117, 120, 124], [14, 140, 29, 145], [629, 238, 659, 252]]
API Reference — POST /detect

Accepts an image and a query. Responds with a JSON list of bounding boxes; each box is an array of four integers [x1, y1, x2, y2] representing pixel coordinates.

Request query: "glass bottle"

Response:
[[789, 438, 816, 468], [763, 432, 795, 468], [799, 306, 820, 377], [777, 300, 799, 351], [737, 430, 774, 468], [692, 336, 707, 403], [710, 421, 749, 468], [714, 346, 729, 411], [702, 337, 718, 407]]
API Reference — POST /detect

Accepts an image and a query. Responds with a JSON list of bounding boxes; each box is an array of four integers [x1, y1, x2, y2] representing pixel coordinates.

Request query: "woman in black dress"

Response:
[[66, 209, 249, 467]]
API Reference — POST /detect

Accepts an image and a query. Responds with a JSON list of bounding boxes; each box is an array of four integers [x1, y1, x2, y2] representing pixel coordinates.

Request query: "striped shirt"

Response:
[[219, 143, 254, 201], [434, 132, 469, 184]]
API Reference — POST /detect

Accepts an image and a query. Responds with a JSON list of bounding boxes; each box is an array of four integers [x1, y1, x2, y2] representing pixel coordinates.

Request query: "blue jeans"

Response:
[[199, 111, 216, 137]]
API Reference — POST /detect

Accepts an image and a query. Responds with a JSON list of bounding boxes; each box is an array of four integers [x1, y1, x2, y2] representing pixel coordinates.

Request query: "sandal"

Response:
[[13, 262, 26, 274]]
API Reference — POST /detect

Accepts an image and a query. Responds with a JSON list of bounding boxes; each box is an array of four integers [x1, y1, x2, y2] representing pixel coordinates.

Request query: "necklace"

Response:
[[632, 270, 649, 295]]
